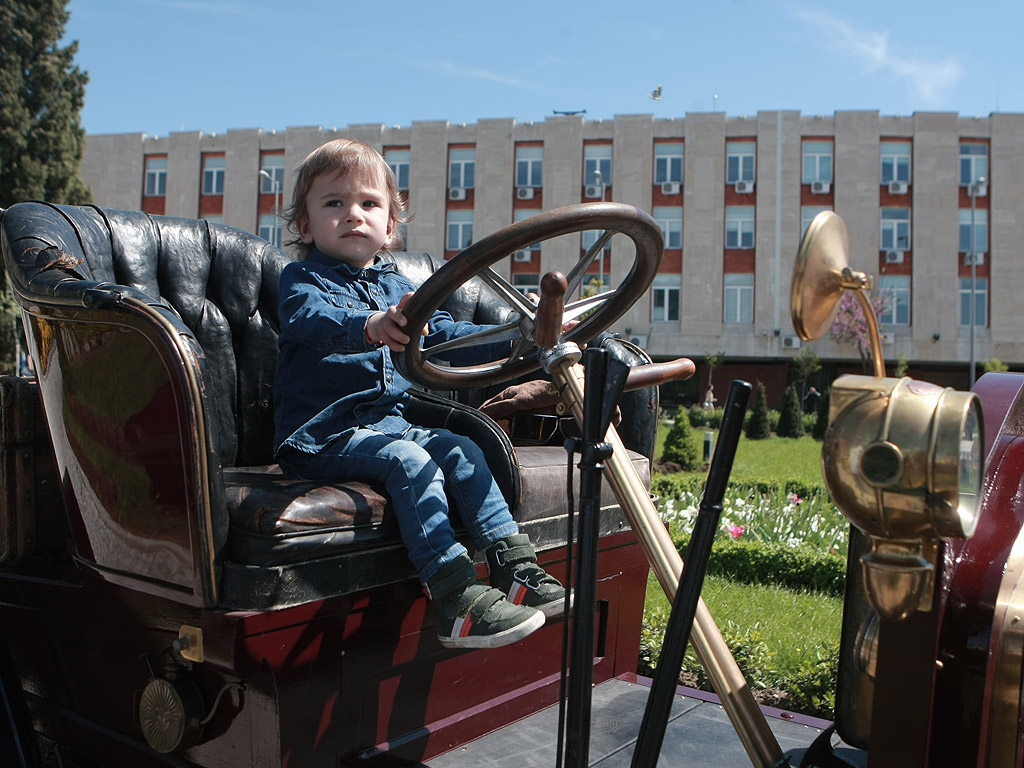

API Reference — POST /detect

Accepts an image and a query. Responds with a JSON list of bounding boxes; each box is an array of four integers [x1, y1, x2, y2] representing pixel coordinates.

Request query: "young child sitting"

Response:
[[273, 138, 565, 649]]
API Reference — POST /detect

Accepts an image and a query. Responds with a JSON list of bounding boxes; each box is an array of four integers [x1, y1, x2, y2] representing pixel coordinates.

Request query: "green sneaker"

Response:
[[486, 534, 570, 619], [427, 554, 545, 649]]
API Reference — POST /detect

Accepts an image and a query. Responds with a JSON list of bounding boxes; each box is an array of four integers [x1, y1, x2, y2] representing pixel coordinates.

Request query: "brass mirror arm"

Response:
[[849, 282, 886, 379]]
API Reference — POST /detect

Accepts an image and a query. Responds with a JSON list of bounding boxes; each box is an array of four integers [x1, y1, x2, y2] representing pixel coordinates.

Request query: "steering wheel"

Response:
[[396, 202, 664, 390]]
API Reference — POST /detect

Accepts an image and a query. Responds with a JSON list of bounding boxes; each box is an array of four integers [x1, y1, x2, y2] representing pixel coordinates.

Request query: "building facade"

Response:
[[80, 111, 1024, 401]]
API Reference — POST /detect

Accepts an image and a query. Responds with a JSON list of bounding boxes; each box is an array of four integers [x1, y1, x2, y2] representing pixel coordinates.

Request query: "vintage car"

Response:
[[0, 200, 1012, 768]]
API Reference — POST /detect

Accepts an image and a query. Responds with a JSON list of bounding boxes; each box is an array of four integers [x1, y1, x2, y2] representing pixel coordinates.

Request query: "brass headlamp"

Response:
[[823, 375, 983, 620]]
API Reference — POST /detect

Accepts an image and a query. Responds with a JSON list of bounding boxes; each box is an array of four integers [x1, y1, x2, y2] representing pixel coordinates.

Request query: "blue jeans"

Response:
[[279, 425, 519, 583]]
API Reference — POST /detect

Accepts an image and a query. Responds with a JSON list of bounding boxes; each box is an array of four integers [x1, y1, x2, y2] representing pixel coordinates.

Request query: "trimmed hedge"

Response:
[[673, 534, 846, 597], [651, 473, 827, 507]]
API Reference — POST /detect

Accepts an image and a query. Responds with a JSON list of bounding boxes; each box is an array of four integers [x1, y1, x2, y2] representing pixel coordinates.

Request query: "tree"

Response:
[[829, 292, 889, 371], [0, 1, 91, 208], [776, 384, 805, 439], [704, 350, 726, 388], [792, 347, 821, 399], [745, 381, 771, 440], [662, 406, 701, 470], [983, 358, 1010, 374], [0, 1, 89, 374]]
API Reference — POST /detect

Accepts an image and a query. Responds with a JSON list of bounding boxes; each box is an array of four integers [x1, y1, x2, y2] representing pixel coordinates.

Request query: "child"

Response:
[[273, 139, 565, 649]]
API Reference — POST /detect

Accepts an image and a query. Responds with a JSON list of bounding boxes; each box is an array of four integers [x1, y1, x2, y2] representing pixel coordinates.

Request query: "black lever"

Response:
[[630, 379, 752, 768]]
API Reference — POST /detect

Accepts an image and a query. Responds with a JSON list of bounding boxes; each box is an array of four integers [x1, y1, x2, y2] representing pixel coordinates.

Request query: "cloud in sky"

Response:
[[791, 6, 963, 108], [417, 60, 542, 91]]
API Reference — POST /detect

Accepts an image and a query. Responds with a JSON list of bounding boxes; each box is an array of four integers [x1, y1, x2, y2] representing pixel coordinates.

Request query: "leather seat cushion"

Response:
[[224, 446, 649, 567]]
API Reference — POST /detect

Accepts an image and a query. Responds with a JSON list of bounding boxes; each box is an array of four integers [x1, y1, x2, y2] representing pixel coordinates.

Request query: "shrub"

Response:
[[662, 406, 701, 470], [672, 534, 846, 597], [745, 381, 771, 440], [776, 384, 805, 438]]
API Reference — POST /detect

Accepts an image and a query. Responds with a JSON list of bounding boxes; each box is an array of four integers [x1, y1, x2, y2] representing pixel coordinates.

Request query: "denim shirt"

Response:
[[273, 248, 498, 455]]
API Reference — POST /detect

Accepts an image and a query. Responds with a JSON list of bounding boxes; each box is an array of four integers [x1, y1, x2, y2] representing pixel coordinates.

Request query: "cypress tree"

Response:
[[776, 383, 805, 438], [745, 381, 772, 440], [0, 1, 91, 208], [662, 406, 701, 471]]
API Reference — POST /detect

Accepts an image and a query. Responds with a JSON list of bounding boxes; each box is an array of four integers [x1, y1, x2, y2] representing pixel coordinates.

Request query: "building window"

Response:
[[960, 143, 988, 186], [724, 273, 754, 323], [959, 208, 988, 254], [801, 206, 831, 239], [202, 155, 225, 196], [144, 156, 167, 197], [652, 207, 682, 249], [203, 215, 223, 225], [881, 141, 911, 184], [386, 149, 411, 190], [726, 141, 755, 183], [584, 144, 612, 186], [959, 277, 988, 327], [880, 208, 911, 251], [654, 142, 683, 184], [514, 209, 541, 251], [878, 275, 910, 326], [513, 273, 540, 297], [260, 153, 285, 193], [651, 274, 681, 322], [449, 148, 475, 190], [725, 206, 755, 249], [516, 146, 543, 188], [802, 141, 833, 184], [582, 229, 611, 252], [447, 209, 473, 250], [258, 213, 282, 247]]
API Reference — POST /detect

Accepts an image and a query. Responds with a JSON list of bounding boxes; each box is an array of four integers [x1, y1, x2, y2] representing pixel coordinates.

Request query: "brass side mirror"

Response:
[[791, 211, 884, 378]]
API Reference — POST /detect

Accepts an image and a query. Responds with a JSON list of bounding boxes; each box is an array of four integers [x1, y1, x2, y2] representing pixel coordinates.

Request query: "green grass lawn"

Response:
[[655, 423, 825, 488], [647, 422, 843, 716]]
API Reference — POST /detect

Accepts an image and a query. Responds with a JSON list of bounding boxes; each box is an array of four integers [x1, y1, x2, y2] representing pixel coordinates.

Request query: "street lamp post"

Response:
[[968, 176, 987, 388], [593, 169, 607, 290], [259, 169, 282, 246]]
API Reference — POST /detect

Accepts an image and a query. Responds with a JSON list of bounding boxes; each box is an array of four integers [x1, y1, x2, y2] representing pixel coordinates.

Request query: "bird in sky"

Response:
[[553, 109, 587, 116], [649, 85, 663, 101]]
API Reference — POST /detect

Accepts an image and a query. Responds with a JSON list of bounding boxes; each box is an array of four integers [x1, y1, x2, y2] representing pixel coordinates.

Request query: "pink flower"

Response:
[[788, 493, 803, 505], [728, 525, 745, 539]]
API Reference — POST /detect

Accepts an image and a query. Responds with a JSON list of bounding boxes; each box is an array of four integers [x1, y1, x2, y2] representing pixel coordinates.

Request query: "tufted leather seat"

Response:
[[0, 202, 654, 609]]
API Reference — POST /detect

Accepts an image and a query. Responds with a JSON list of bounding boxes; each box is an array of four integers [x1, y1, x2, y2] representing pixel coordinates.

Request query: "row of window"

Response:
[[509, 268, 986, 329], [383, 140, 990, 192]]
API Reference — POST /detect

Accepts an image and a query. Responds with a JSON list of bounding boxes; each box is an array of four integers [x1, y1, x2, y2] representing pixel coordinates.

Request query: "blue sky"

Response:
[[66, 0, 1018, 137]]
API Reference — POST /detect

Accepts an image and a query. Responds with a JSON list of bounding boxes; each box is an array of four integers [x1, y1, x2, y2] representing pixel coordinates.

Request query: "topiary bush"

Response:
[[745, 381, 772, 440], [776, 384, 805, 438], [662, 406, 701, 470]]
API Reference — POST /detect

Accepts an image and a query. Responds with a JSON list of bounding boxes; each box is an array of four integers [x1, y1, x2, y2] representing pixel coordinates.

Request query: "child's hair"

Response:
[[284, 138, 410, 259]]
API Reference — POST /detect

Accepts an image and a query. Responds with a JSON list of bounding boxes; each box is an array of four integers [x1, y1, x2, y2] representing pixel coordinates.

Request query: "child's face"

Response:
[[298, 168, 396, 268]]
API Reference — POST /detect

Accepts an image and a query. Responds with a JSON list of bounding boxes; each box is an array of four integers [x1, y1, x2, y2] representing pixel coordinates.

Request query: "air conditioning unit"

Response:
[[513, 250, 533, 263], [584, 184, 603, 199], [448, 187, 467, 201], [885, 250, 904, 264], [965, 252, 986, 266], [811, 180, 831, 194], [880, 332, 895, 345], [628, 335, 648, 348], [660, 181, 680, 195], [888, 180, 909, 195], [516, 187, 535, 200], [782, 335, 801, 349], [734, 180, 755, 194]]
